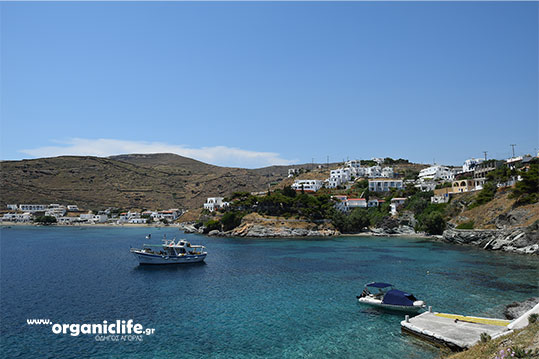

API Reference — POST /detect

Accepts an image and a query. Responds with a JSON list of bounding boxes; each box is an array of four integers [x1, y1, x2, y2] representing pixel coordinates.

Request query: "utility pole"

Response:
[[483, 151, 488, 161], [327, 155, 329, 167], [510, 144, 516, 158]]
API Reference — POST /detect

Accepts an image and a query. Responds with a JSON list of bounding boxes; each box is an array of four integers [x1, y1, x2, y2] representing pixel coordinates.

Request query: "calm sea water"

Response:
[[1, 226, 538, 359]]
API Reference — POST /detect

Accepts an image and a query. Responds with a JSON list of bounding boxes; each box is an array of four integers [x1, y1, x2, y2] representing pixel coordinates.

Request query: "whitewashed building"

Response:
[[6, 204, 18, 210], [45, 208, 66, 218], [79, 213, 94, 221], [288, 168, 298, 178], [129, 218, 147, 224], [462, 158, 484, 173], [418, 165, 455, 182], [347, 198, 368, 209], [92, 214, 108, 223], [367, 166, 382, 178], [291, 180, 324, 193], [381, 167, 394, 178], [204, 197, 229, 212], [327, 168, 352, 188], [67, 205, 79, 211], [19, 204, 47, 212], [368, 179, 403, 192], [390, 198, 407, 215], [2, 213, 32, 222]]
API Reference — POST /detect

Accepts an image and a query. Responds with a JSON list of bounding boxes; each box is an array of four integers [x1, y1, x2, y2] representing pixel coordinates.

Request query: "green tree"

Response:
[[203, 219, 221, 233], [469, 182, 497, 208], [346, 208, 370, 232], [510, 163, 539, 206], [282, 185, 297, 198], [35, 215, 57, 225], [220, 212, 244, 231], [421, 212, 446, 235]]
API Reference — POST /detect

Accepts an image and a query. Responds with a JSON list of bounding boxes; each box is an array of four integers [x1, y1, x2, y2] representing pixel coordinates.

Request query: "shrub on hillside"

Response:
[[456, 221, 474, 230], [421, 212, 446, 235], [510, 162, 538, 206], [203, 219, 221, 233], [34, 215, 57, 224], [220, 211, 244, 231], [469, 182, 497, 209]]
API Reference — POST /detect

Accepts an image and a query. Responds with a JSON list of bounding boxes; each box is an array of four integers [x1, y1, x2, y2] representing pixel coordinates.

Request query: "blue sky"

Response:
[[1, 1, 537, 168]]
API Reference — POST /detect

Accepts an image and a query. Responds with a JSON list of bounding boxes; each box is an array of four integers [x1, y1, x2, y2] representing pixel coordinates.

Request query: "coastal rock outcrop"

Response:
[[442, 222, 539, 254], [221, 213, 339, 238], [504, 297, 539, 320], [229, 224, 338, 238]]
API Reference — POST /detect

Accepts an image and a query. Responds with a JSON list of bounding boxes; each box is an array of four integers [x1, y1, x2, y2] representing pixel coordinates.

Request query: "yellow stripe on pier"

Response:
[[434, 313, 510, 327]]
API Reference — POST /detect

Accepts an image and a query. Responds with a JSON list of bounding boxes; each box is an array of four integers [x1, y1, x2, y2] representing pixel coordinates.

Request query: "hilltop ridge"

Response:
[[0, 153, 298, 210]]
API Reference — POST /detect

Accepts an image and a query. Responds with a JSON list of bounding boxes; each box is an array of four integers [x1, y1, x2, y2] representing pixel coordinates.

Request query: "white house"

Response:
[[79, 213, 94, 221], [332, 196, 368, 212], [347, 198, 367, 209], [204, 197, 229, 212], [45, 208, 66, 218], [367, 166, 382, 178], [19, 204, 47, 212], [327, 168, 352, 188], [6, 204, 18, 210], [92, 214, 108, 223], [291, 180, 323, 193], [129, 218, 147, 224], [345, 160, 362, 170], [2, 213, 32, 222], [390, 198, 407, 216], [67, 205, 79, 211], [462, 158, 484, 173], [418, 165, 455, 182], [58, 217, 77, 224], [288, 168, 298, 178], [381, 167, 394, 178], [368, 179, 403, 192]]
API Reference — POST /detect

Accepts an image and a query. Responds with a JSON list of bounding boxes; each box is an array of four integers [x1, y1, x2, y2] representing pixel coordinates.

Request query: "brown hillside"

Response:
[[450, 189, 539, 229], [0, 154, 295, 211]]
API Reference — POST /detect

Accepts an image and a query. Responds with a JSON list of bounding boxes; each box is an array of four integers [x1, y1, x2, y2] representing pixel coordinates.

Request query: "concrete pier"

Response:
[[401, 312, 510, 350], [401, 303, 539, 351]]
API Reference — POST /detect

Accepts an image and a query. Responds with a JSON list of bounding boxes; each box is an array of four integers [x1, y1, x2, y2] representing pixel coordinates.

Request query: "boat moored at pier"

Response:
[[357, 282, 426, 312]]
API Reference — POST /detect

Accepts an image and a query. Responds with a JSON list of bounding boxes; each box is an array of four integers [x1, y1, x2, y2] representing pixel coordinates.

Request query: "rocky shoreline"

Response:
[[442, 222, 539, 255], [504, 297, 539, 320], [180, 219, 539, 255]]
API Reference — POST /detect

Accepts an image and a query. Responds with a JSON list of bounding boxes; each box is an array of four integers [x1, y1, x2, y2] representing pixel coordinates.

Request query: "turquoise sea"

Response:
[[1, 226, 538, 359]]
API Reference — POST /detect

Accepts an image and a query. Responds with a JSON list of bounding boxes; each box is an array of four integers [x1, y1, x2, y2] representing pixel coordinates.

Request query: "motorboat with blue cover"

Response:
[[357, 282, 425, 312]]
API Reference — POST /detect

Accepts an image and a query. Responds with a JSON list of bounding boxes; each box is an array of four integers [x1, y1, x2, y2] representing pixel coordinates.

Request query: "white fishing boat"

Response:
[[357, 282, 426, 312], [130, 235, 207, 265]]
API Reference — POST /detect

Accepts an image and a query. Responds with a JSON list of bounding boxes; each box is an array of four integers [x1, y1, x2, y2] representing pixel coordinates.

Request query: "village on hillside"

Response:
[[202, 153, 537, 214], [1, 152, 537, 228]]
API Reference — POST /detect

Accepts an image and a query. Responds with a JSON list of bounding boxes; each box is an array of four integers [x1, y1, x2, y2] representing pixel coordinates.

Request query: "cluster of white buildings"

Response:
[[116, 209, 182, 224], [2, 203, 80, 223], [326, 160, 395, 189], [333, 195, 407, 216], [290, 180, 325, 193], [1, 203, 183, 225], [290, 159, 396, 193]]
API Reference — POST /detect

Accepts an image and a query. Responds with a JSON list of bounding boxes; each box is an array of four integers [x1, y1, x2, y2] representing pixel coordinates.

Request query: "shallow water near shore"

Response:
[[1, 226, 538, 359]]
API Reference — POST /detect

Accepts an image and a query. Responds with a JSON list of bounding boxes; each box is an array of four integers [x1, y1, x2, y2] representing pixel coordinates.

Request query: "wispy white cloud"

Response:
[[20, 138, 296, 168]]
